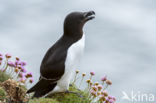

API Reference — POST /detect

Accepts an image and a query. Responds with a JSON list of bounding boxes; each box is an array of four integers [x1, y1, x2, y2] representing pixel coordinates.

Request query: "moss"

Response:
[[0, 87, 6, 101], [46, 85, 91, 103], [0, 71, 11, 82], [28, 98, 59, 103]]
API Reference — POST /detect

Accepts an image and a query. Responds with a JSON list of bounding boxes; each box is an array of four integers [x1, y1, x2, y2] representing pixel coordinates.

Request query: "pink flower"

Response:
[[111, 96, 116, 101], [18, 72, 24, 78], [25, 72, 33, 78], [0, 56, 3, 60], [97, 85, 103, 90], [109, 99, 115, 103], [21, 67, 27, 73], [90, 90, 96, 97], [5, 53, 11, 58], [0, 53, 2, 56], [29, 79, 34, 83], [19, 78, 25, 83], [15, 57, 20, 61], [7, 61, 16, 67], [90, 71, 95, 76], [101, 75, 107, 81], [15, 60, 19, 66], [27, 72, 33, 77], [92, 86, 98, 91], [20, 61, 26, 66], [108, 95, 113, 99], [106, 97, 110, 102]]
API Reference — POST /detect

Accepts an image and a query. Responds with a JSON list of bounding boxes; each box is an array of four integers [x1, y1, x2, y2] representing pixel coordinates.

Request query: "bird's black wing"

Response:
[[40, 36, 71, 80]]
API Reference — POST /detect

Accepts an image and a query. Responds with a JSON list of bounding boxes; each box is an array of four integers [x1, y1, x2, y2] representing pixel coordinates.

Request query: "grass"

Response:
[[28, 98, 59, 103], [0, 71, 11, 82], [45, 85, 91, 103], [0, 87, 6, 101]]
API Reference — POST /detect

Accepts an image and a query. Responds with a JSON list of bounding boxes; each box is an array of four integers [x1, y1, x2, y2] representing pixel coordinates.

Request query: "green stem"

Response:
[[72, 74, 78, 85], [103, 84, 108, 90], [79, 77, 84, 88], [3, 63, 8, 72]]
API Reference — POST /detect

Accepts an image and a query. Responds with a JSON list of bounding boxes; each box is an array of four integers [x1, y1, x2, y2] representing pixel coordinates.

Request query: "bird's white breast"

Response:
[[65, 34, 85, 70], [52, 34, 85, 93]]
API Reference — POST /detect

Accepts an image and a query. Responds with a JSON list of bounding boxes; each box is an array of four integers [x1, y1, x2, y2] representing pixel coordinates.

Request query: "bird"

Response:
[[27, 11, 95, 98]]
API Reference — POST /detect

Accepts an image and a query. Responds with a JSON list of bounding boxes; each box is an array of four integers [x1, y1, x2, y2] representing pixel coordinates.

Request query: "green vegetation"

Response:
[[28, 98, 59, 103], [0, 87, 6, 101], [0, 71, 11, 82]]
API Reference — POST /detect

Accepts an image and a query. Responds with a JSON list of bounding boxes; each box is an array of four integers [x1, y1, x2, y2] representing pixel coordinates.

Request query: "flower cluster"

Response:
[[73, 70, 116, 103], [0, 52, 34, 85]]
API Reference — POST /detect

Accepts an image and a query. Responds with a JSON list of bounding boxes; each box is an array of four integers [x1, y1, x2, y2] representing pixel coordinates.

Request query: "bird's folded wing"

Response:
[[40, 46, 67, 80]]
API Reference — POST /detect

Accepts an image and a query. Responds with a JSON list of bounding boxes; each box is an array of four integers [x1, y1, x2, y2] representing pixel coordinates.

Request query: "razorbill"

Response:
[[27, 11, 95, 98]]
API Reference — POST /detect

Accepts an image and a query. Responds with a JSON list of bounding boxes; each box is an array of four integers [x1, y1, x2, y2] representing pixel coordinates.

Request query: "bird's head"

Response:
[[63, 11, 95, 37]]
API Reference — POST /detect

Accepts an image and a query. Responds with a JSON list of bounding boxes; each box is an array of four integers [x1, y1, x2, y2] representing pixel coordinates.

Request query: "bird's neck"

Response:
[[63, 28, 83, 40]]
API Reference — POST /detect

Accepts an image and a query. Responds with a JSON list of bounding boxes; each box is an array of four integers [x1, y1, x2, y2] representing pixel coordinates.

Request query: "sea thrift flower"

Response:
[[97, 85, 103, 91], [0, 56, 3, 60], [7, 61, 16, 67], [92, 86, 98, 91], [106, 80, 112, 85], [90, 90, 97, 97], [15, 57, 20, 61], [5, 53, 11, 58], [86, 79, 91, 83], [97, 91, 101, 96], [109, 99, 115, 103], [101, 91, 108, 97], [94, 82, 99, 86], [105, 97, 110, 102], [19, 78, 25, 83], [0, 53, 2, 56], [99, 95, 106, 102], [112, 96, 116, 101], [90, 71, 95, 76], [90, 71, 95, 80], [18, 72, 24, 78], [19, 61, 26, 66], [15, 60, 19, 66], [101, 75, 107, 85], [82, 73, 86, 77], [15, 68, 19, 73], [108, 95, 113, 99], [26, 72, 33, 78], [101, 75, 107, 81], [21, 67, 27, 73], [90, 82, 93, 86], [29, 79, 34, 83], [76, 70, 79, 74], [18, 66, 22, 70]]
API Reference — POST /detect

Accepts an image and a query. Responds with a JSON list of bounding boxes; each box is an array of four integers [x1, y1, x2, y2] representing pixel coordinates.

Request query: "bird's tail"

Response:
[[27, 78, 57, 98]]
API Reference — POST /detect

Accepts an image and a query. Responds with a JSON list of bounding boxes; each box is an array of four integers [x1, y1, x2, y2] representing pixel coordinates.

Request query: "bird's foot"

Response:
[[65, 90, 83, 98]]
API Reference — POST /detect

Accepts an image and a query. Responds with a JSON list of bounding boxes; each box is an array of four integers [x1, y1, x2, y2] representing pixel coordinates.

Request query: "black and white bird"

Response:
[[27, 11, 95, 98]]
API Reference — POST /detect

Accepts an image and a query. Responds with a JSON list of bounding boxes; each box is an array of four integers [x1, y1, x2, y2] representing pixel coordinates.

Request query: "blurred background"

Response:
[[0, 0, 156, 102]]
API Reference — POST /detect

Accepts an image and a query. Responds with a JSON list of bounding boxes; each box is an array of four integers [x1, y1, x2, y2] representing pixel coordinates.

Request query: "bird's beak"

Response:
[[84, 11, 95, 22]]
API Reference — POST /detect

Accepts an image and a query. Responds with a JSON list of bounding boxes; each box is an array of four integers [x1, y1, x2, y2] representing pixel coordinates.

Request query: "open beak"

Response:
[[84, 11, 95, 22]]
